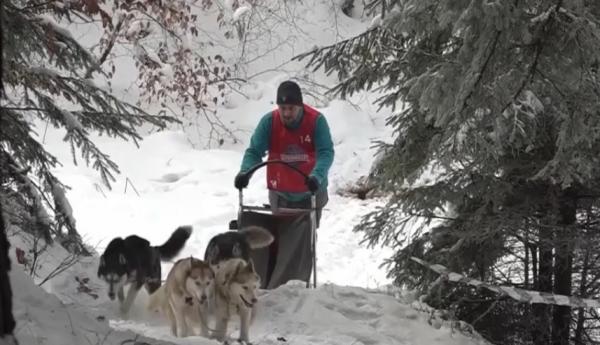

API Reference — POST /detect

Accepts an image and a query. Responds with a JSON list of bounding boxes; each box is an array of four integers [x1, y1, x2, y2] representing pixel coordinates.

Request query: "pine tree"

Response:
[[0, 0, 183, 253], [300, 1, 600, 344], [0, 201, 17, 343]]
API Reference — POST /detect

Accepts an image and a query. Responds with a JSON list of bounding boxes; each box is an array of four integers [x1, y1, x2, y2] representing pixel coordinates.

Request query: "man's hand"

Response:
[[306, 176, 319, 193], [234, 172, 250, 189]]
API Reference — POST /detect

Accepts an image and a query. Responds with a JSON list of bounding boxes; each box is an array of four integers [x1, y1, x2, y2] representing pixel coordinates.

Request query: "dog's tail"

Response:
[[239, 225, 274, 249], [156, 226, 192, 260]]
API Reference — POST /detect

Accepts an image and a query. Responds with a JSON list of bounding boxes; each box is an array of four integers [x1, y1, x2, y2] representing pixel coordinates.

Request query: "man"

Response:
[[234, 80, 334, 289]]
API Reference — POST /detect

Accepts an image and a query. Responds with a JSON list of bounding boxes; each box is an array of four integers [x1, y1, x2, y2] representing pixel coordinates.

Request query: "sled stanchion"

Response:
[[237, 189, 243, 229], [310, 193, 317, 289]]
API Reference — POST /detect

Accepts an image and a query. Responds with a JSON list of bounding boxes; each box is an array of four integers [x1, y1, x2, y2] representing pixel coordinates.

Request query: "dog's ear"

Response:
[[235, 260, 245, 275], [118, 253, 127, 266], [208, 265, 215, 279], [246, 259, 256, 273], [188, 256, 194, 272], [226, 260, 244, 284], [232, 243, 242, 257], [206, 246, 219, 265]]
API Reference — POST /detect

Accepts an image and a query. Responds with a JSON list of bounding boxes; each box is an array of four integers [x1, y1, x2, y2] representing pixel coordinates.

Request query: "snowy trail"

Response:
[[107, 282, 487, 345]]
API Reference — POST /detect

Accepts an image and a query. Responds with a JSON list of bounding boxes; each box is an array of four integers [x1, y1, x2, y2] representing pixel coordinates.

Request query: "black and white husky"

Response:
[[203, 226, 273, 266], [97, 226, 192, 316]]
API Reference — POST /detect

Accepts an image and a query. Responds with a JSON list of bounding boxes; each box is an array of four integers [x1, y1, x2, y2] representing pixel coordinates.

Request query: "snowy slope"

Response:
[[40, 76, 394, 290], [7, 232, 488, 345]]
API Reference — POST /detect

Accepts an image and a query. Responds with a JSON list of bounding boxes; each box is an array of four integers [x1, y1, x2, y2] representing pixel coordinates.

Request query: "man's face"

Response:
[[278, 104, 302, 126]]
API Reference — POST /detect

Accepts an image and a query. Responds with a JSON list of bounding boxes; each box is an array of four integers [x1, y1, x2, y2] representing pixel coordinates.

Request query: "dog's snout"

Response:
[[251, 297, 257, 303], [108, 292, 115, 300], [201, 294, 207, 301]]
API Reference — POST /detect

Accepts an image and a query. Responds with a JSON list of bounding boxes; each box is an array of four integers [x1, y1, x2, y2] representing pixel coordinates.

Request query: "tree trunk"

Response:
[[574, 249, 590, 344], [552, 243, 572, 345], [533, 228, 553, 345], [0, 201, 17, 341], [552, 193, 576, 345], [524, 229, 531, 288], [573, 247, 589, 345]]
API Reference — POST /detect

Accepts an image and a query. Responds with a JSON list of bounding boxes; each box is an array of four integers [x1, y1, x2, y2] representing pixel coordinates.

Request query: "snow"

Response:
[[233, 6, 252, 22], [6, 231, 488, 345], [370, 14, 382, 28], [28, 66, 59, 78], [4, 1, 492, 344], [531, 7, 553, 23], [7, 249, 178, 345], [522, 90, 544, 114], [98, 2, 113, 17], [224, 0, 235, 9], [160, 64, 175, 85], [112, 282, 488, 345], [50, 182, 77, 229], [36, 14, 74, 40], [125, 20, 143, 40], [60, 109, 84, 132]]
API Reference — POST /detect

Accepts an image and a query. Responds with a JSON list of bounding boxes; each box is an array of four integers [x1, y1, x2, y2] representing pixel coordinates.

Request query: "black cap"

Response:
[[276, 80, 303, 105]]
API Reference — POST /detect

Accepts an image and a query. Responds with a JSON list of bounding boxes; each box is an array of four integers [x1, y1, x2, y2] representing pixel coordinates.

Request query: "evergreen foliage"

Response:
[[300, 1, 600, 343], [1, 0, 181, 253]]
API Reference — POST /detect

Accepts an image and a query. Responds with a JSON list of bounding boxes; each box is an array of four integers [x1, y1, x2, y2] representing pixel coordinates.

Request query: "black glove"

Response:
[[306, 176, 319, 193], [234, 172, 249, 189]]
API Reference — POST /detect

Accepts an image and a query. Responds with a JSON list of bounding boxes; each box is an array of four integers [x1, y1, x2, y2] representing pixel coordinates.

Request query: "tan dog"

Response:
[[148, 257, 214, 337], [211, 258, 260, 343]]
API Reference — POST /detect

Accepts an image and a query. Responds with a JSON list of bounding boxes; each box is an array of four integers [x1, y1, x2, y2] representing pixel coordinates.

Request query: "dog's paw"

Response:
[[212, 335, 227, 343]]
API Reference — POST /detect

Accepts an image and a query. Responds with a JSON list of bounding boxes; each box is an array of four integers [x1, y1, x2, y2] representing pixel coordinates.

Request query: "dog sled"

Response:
[[229, 160, 319, 290]]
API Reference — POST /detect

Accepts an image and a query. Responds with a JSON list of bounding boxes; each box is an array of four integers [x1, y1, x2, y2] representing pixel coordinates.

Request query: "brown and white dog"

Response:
[[211, 258, 261, 343], [148, 256, 214, 337]]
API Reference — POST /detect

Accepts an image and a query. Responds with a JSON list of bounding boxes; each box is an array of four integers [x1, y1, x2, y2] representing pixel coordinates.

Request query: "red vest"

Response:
[[267, 104, 319, 193]]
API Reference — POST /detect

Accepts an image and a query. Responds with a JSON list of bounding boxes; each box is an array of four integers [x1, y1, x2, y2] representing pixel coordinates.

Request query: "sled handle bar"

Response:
[[243, 159, 310, 179], [238, 159, 314, 192]]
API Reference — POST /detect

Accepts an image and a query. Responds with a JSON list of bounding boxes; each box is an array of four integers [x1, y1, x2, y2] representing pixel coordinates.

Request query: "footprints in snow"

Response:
[[323, 288, 382, 322], [153, 170, 192, 183], [267, 285, 384, 325], [151, 167, 227, 185]]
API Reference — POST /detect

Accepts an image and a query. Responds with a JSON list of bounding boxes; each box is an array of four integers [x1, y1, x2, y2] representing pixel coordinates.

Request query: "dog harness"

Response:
[[267, 104, 318, 193]]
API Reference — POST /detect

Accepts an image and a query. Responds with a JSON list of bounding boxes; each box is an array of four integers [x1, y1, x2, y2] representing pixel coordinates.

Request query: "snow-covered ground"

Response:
[[5, 1, 491, 344], [8, 229, 488, 345]]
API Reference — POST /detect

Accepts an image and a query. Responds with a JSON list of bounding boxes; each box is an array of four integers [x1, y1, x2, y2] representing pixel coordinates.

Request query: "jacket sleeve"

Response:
[[311, 114, 334, 185], [240, 112, 272, 173]]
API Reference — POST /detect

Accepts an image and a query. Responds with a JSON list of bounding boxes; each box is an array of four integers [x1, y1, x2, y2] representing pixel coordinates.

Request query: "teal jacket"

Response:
[[240, 107, 334, 201]]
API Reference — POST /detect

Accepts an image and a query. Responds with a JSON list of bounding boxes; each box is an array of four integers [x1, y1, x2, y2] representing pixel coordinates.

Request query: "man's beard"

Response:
[[282, 116, 296, 126]]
